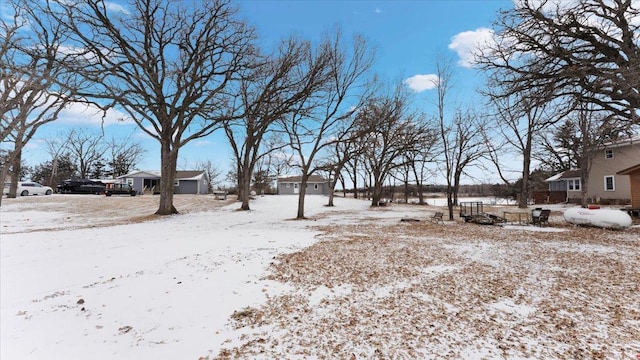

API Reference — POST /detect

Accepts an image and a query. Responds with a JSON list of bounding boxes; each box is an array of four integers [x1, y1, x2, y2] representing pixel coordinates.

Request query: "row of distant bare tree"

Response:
[[2, 0, 638, 217], [21, 129, 145, 186]]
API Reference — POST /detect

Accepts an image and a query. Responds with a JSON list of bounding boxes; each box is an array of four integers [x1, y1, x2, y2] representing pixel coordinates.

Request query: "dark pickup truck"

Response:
[[57, 179, 106, 194], [105, 183, 137, 196]]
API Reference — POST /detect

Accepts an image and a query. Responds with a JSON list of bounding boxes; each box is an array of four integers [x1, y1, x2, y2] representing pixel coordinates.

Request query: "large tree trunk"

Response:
[[352, 164, 358, 199], [580, 170, 590, 207], [327, 171, 336, 207], [327, 165, 344, 207], [239, 168, 252, 211], [578, 149, 595, 208], [417, 181, 424, 205], [49, 157, 59, 190], [236, 161, 245, 205], [156, 144, 178, 215], [403, 180, 409, 204], [446, 184, 454, 221], [296, 176, 308, 219], [371, 176, 383, 206], [519, 139, 532, 208], [327, 184, 335, 207], [0, 158, 8, 206], [453, 171, 462, 207], [7, 149, 22, 198], [413, 165, 425, 205], [579, 122, 593, 208]]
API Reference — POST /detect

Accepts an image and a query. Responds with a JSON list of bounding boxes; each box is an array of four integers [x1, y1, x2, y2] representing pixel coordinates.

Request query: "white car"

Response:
[[3, 181, 53, 196]]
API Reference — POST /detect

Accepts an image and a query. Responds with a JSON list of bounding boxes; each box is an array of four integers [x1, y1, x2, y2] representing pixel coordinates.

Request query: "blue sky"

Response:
[[18, 0, 514, 183]]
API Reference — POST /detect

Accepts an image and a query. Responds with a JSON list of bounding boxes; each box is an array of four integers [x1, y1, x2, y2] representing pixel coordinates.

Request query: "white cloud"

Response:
[[448, 27, 495, 68], [374, 8, 382, 14], [192, 140, 213, 147], [137, 125, 158, 140], [104, 1, 130, 15], [404, 74, 439, 93], [23, 137, 45, 151], [57, 102, 133, 126]]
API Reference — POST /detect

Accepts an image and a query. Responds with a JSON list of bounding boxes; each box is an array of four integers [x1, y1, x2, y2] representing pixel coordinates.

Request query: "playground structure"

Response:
[[458, 201, 506, 225]]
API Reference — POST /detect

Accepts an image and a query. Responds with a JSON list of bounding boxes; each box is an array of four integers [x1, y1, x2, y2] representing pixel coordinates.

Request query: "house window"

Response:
[[174, 180, 180, 186], [568, 179, 581, 191], [126, 178, 134, 186], [604, 176, 615, 191], [314, 184, 318, 189], [294, 183, 298, 189], [605, 149, 614, 159]]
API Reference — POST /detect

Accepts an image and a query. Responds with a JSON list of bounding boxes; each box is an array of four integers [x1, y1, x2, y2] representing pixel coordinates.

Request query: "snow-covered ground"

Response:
[[1, 195, 639, 359], [1, 195, 364, 360]]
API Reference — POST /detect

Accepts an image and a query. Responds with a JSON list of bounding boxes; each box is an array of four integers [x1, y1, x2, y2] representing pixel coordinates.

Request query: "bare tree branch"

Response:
[[477, 0, 639, 123]]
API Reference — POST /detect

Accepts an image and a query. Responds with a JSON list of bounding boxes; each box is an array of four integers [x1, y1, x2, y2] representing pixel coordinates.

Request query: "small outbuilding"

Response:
[[277, 175, 330, 195]]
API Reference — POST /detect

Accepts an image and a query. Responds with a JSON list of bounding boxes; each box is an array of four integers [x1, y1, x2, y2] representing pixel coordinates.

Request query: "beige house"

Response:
[[546, 137, 639, 204]]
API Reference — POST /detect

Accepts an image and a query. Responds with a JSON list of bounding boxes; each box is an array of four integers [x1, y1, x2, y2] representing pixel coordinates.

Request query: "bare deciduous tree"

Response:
[[434, 58, 456, 219], [195, 160, 222, 193], [433, 58, 488, 219], [105, 135, 145, 178], [487, 90, 562, 208], [317, 126, 366, 206], [266, 146, 294, 182], [0, 1, 77, 204], [477, 0, 639, 123], [282, 30, 374, 219], [224, 36, 328, 210], [449, 110, 489, 206], [358, 85, 431, 207], [404, 122, 439, 205], [63, 129, 107, 179], [44, 136, 73, 188], [536, 119, 583, 172], [46, 0, 255, 214], [344, 151, 365, 199]]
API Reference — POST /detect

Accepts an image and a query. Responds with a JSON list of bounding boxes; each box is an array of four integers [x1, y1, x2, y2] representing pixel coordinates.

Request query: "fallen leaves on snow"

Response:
[[216, 219, 640, 359]]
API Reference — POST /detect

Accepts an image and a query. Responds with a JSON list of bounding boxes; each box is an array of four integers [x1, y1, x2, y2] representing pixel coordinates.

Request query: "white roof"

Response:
[[117, 170, 161, 179]]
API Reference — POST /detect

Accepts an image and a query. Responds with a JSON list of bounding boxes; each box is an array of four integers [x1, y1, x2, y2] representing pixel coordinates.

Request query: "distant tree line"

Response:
[[0, 128, 145, 192], [26, 129, 145, 189], [2, 0, 637, 214]]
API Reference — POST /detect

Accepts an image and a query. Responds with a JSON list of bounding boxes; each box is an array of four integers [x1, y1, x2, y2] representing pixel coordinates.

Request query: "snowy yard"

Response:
[[1, 194, 639, 359]]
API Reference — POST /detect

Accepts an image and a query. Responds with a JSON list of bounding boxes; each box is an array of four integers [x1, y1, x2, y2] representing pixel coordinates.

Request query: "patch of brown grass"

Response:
[[2, 194, 236, 233]]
